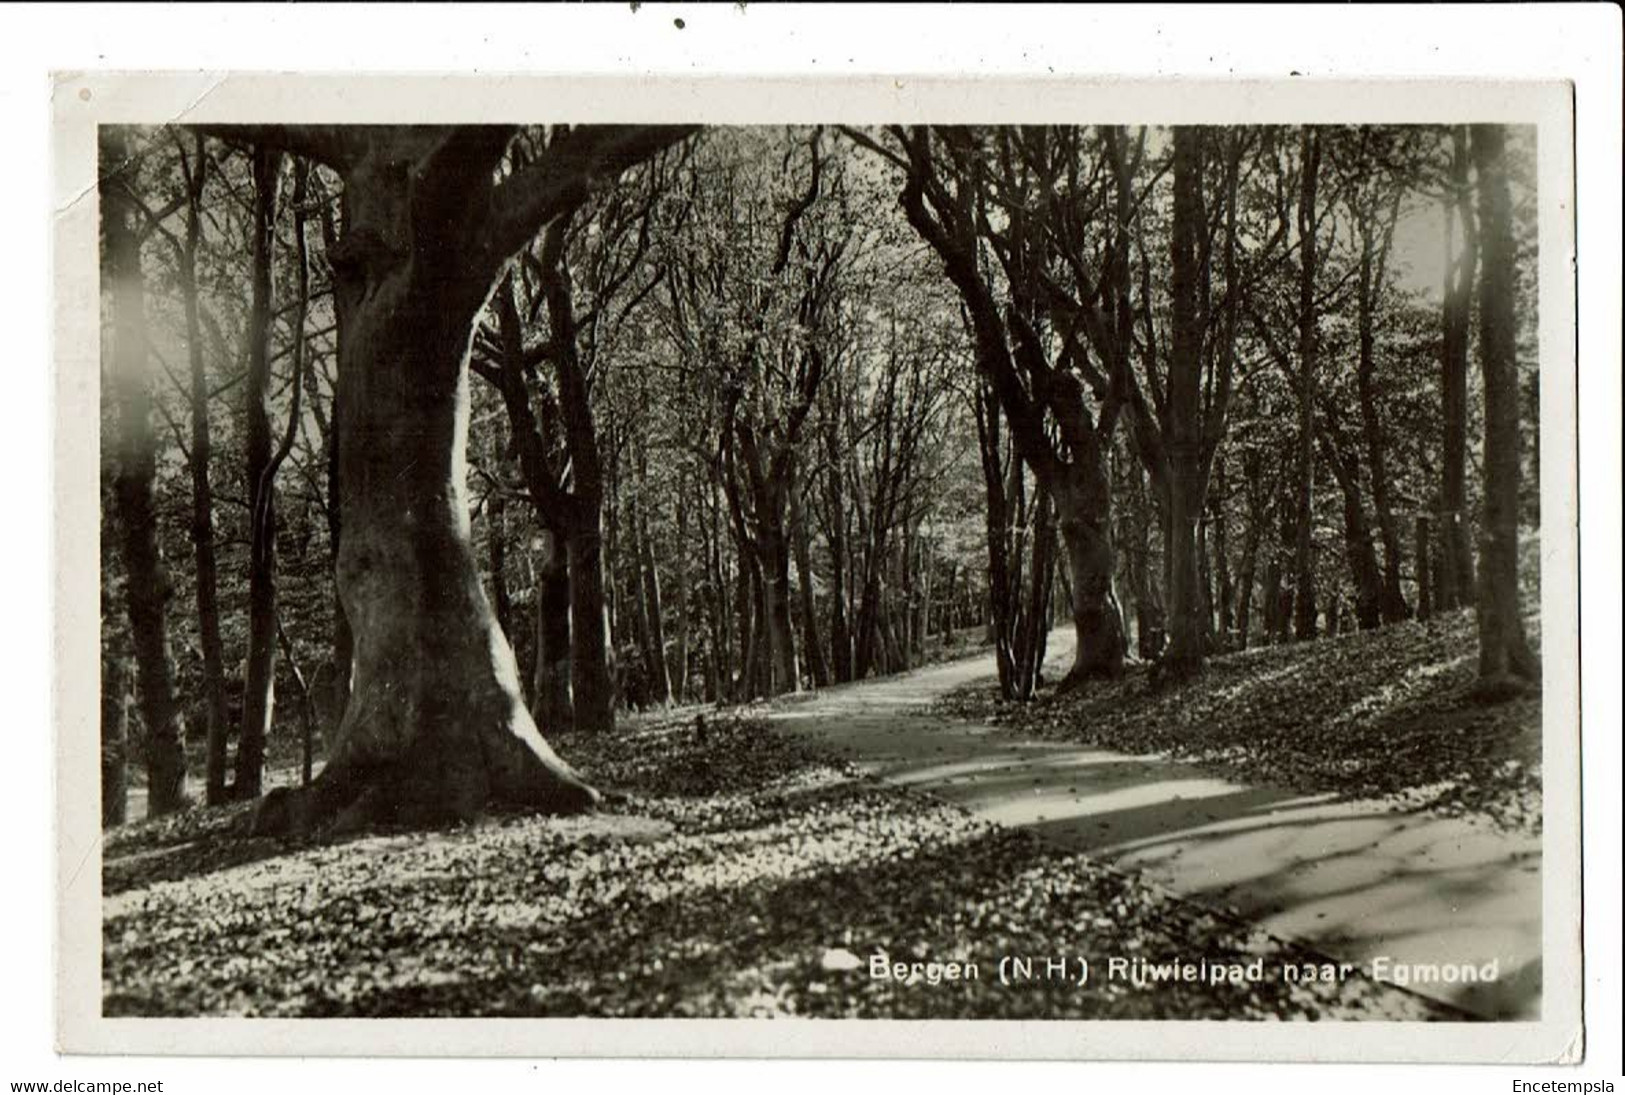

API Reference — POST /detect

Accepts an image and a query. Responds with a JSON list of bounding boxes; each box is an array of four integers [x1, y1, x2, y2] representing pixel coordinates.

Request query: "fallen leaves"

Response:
[[103, 711, 1451, 1021]]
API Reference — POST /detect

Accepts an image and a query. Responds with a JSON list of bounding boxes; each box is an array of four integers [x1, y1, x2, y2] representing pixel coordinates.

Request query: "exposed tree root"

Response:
[[1055, 661, 1123, 697], [246, 750, 601, 840], [1468, 674, 1535, 706]]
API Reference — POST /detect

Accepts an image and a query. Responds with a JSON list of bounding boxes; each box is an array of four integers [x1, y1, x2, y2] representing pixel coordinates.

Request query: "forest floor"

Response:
[[99, 609, 1536, 1021], [101, 716, 1434, 1018], [932, 607, 1542, 831]]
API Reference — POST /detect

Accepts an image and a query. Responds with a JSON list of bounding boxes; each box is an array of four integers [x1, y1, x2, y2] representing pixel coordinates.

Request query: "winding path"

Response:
[[770, 630, 1542, 1020]]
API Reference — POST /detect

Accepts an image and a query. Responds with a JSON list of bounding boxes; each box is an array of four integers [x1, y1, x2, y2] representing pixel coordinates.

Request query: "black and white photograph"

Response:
[[46, 60, 1596, 1068]]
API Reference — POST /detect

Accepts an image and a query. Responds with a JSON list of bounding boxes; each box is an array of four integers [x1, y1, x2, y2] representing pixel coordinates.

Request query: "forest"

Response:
[[97, 122, 1543, 1019]]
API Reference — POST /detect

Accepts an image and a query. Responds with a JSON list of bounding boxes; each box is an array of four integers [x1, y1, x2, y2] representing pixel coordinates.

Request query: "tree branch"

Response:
[[189, 124, 362, 170], [479, 124, 697, 271]]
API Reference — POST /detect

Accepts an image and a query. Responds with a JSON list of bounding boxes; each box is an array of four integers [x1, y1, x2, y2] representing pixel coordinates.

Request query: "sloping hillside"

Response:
[[935, 609, 1541, 831]]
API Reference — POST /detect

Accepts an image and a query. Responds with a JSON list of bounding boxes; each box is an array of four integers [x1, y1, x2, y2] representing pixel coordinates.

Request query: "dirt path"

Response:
[[771, 630, 1542, 1020]]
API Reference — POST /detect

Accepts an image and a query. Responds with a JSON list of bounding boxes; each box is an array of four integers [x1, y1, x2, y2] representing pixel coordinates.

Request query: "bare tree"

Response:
[[887, 125, 1127, 684]]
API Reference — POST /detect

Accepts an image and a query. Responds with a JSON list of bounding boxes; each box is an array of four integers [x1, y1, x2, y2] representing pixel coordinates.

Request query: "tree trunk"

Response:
[[853, 540, 884, 681], [251, 128, 662, 835], [1057, 487, 1126, 683], [235, 147, 283, 800], [1162, 470, 1206, 672], [274, 619, 318, 788], [487, 490, 514, 640], [318, 199, 355, 730], [792, 477, 831, 687], [482, 271, 597, 730], [825, 461, 853, 682], [1262, 555, 1284, 644], [104, 130, 187, 817], [732, 537, 757, 698], [531, 532, 574, 735], [567, 525, 617, 733], [235, 122, 694, 835], [1291, 127, 1322, 642], [705, 482, 728, 702], [539, 219, 619, 733], [1469, 124, 1538, 694], [1415, 514, 1434, 619], [974, 383, 1025, 697], [672, 470, 691, 702], [177, 137, 232, 807], [634, 493, 672, 707], [1235, 513, 1262, 649], [762, 525, 800, 693], [1124, 463, 1158, 658], [1439, 127, 1478, 611], [1213, 486, 1234, 644], [817, 403, 853, 683], [908, 530, 929, 666], [1161, 126, 1210, 677], [1322, 428, 1384, 630], [898, 132, 1125, 690], [1357, 223, 1411, 625], [303, 303, 596, 824], [1013, 491, 1057, 696], [101, 654, 130, 827]]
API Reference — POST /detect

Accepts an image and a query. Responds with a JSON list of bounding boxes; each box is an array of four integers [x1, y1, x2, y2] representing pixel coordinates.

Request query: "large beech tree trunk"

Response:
[[312, 296, 593, 825], [235, 123, 690, 834], [1469, 124, 1538, 695]]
